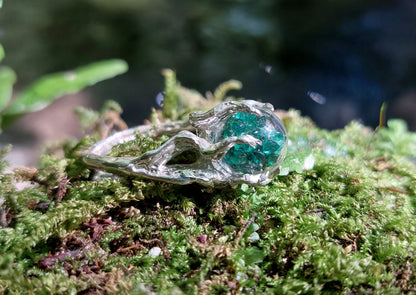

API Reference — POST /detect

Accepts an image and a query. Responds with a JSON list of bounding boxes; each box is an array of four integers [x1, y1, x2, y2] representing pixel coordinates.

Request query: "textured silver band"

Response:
[[83, 100, 287, 187]]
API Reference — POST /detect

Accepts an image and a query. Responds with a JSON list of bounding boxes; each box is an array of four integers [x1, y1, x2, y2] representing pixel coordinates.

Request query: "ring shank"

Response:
[[89, 120, 189, 156], [82, 100, 287, 187]]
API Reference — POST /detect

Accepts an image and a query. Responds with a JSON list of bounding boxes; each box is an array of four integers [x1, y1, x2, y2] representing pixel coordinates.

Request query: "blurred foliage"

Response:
[[152, 68, 242, 122], [1, 60, 128, 124], [0, 42, 128, 130], [0, 0, 368, 85], [1, 0, 391, 129]]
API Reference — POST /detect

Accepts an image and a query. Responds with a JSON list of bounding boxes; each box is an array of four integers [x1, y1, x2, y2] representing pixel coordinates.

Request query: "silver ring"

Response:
[[83, 100, 287, 187]]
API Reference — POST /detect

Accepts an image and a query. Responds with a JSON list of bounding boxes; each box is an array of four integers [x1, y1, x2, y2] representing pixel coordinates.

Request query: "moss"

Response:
[[107, 133, 169, 158], [1, 74, 416, 294]]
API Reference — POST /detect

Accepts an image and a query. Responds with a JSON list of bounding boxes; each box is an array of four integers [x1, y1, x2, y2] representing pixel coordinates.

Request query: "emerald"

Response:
[[222, 112, 285, 174]]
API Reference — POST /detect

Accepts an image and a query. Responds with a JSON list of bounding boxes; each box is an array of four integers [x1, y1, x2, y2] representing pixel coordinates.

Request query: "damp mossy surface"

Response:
[[1, 79, 416, 294]]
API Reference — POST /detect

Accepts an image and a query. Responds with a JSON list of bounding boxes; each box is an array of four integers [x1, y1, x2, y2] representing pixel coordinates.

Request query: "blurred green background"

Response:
[[0, 0, 415, 131]]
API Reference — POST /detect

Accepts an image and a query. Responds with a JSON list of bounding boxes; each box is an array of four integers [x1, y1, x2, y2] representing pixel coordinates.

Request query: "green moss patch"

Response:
[[1, 84, 416, 294]]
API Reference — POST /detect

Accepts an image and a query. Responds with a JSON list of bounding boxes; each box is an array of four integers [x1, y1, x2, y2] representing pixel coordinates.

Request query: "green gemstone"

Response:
[[222, 112, 285, 174]]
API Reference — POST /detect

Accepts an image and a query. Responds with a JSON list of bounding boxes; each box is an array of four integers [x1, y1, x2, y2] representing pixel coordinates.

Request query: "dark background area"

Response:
[[0, 0, 415, 131]]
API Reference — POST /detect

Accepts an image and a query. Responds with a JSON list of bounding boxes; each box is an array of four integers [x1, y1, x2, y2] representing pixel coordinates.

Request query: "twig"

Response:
[[234, 212, 257, 247], [116, 243, 147, 253], [386, 187, 409, 194], [305, 208, 325, 214]]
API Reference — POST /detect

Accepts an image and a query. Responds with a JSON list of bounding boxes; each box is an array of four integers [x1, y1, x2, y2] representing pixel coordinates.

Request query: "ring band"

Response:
[[83, 100, 287, 187]]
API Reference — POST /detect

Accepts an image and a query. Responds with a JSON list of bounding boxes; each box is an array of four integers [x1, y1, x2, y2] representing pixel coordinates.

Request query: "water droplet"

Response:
[[259, 63, 273, 74], [155, 92, 164, 107], [264, 65, 272, 74], [307, 91, 326, 105]]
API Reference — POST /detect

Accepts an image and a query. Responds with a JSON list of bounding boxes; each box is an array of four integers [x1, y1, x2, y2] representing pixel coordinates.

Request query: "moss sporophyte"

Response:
[[1, 72, 416, 294]]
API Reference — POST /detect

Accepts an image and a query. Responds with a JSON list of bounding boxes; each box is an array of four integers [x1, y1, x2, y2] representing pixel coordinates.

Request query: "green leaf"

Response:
[[241, 247, 265, 265], [0, 44, 4, 63], [3, 59, 128, 121], [0, 66, 17, 112]]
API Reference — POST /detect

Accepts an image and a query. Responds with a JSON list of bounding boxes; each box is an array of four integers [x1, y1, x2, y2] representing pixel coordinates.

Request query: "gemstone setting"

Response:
[[222, 112, 286, 174]]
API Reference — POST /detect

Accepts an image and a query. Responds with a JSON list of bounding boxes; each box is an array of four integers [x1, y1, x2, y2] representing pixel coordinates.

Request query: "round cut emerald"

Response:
[[222, 112, 285, 174]]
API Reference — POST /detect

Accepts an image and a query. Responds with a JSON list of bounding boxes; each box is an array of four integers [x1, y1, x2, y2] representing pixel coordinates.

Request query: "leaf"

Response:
[[2, 59, 128, 121], [234, 247, 265, 271], [248, 232, 260, 242], [0, 66, 17, 112], [242, 247, 265, 265]]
